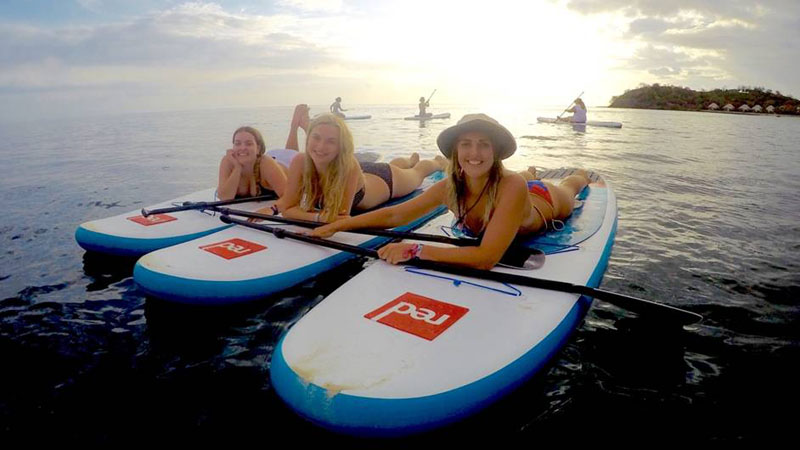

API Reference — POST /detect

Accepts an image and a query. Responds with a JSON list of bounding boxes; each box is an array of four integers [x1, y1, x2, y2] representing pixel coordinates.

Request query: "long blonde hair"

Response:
[[300, 113, 356, 221], [444, 146, 504, 232]]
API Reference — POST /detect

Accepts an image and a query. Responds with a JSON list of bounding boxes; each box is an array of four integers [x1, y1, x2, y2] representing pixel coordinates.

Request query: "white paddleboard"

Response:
[[403, 113, 451, 121], [344, 115, 372, 120], [271, 172, 617, 436], [134, 172, 446, 304], [537, 117, 622, 128], [75, 189, 274, 257]]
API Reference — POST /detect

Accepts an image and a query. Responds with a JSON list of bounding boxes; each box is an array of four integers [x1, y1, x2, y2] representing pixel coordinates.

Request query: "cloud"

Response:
[[566, 0, 800, 95], [0, 3, 336, 91]]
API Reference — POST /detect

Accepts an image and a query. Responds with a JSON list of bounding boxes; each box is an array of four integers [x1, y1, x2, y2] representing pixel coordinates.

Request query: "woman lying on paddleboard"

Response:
[[274, 113, 447, 222], [311, 113, 590, 269], [216, 104, 310, 200]]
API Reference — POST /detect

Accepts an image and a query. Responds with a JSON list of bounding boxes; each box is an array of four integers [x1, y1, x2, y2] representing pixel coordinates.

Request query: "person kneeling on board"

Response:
[[558, 98, 587, 124], [311, 113, 590, 269]]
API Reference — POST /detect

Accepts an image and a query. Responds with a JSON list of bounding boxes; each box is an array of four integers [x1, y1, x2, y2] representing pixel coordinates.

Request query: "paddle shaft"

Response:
[[556, 91, 584, 120], [212, 206, 478, 247], [220, 215, 702, 325], [426, 89, 437, 104], [141, 194, 276, 217]]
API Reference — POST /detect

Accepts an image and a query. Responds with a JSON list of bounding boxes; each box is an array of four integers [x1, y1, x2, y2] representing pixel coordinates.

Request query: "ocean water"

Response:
[[1, 105, 798, 444]]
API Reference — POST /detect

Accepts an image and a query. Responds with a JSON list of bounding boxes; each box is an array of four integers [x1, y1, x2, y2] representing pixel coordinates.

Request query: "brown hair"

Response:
[[232, 126, 266, 156]]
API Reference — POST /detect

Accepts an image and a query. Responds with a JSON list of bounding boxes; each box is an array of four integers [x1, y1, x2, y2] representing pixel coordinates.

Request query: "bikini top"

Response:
[[449, 215, 483, 239]]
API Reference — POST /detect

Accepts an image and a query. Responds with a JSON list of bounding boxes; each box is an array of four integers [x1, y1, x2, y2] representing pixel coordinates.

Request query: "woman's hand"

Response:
[[377, 243, 419, 265], [247, 206, 274, 223], [309, 222, 338, 238], [224, 149, 243, 170]]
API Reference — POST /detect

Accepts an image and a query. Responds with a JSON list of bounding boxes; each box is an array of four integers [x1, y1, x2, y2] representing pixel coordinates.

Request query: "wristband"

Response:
[[270, 204, 279, 216], [315, 212, 321, 222], [409, 243, 424, 259]]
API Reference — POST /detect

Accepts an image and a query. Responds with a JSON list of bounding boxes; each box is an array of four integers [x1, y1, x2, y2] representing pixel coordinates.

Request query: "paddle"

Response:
[[556, 91, 584, 122], [220, 215, 702, 325], [212, 207, 545, 269], [140, 193, 277, 217], [426, 89, 437, 104]]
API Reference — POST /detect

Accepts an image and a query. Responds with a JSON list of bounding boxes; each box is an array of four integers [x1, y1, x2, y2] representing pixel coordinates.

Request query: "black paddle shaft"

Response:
[[141, 193, 277, 217], [220, 215, 702, 325]]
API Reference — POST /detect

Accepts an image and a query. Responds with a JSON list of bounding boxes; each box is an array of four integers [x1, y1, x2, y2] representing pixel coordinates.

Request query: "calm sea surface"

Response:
[[1, 105, 798, 444]]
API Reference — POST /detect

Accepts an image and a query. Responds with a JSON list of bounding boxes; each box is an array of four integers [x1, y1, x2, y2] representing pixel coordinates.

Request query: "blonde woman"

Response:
[[216, 105, 309, 200], [273, 113, 446, 222], [311, 113, 590, 269]]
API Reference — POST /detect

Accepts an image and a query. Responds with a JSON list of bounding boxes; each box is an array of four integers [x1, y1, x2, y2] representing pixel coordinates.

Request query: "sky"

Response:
[[0, 0, 798, 121]]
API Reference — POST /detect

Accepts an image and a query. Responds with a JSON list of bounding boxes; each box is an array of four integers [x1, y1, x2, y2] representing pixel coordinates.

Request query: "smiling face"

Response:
[[307, 123, 342, 167], [231, 130, 260, 165], [455, 131, 496, 178]]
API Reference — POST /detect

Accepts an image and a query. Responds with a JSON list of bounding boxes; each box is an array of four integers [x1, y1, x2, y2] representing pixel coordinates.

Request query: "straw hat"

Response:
[[436, 113, 516, 160]]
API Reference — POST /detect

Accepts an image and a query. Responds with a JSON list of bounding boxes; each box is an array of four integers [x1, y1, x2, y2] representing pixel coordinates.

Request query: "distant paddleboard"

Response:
[[344, 115, 372, 120], [403, 113, 451, 121], [537, 117, 622, 128]]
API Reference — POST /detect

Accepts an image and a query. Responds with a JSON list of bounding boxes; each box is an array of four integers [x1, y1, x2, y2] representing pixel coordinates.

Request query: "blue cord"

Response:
[[404, 267, 522, 297]]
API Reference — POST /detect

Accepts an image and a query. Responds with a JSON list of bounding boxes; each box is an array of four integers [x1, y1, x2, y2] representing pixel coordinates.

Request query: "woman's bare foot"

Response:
[[573, 168, 590, 183], [434, 155, 447, 170], [291, 104, 310, 131], [528, 166, 539, 179], [409, 152, 420, 167]]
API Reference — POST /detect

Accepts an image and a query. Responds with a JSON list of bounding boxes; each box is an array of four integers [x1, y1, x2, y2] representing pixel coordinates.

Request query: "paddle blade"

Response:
[[497, 247, 546, 270]]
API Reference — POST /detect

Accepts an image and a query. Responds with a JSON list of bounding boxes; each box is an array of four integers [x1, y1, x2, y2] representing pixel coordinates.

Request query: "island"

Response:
[[609, 84, 799, 115]]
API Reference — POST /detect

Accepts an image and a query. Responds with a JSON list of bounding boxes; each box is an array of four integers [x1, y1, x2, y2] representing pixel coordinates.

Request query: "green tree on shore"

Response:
[[610, 84, 798, 114]]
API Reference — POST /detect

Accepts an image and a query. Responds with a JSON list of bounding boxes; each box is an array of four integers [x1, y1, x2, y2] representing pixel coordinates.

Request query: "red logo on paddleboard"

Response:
[[364, 293, 469, 341], [127, 214, 177, 226], [200, 238, 266, 260]]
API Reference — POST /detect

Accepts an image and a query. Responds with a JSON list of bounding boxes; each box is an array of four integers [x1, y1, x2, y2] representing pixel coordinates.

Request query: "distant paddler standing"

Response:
[[330, 97, 346, 118]]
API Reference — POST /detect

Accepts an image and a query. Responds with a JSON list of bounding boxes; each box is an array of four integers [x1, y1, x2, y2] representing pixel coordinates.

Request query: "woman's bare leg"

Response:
[[389, 156, 447, 198], [388, 152, 420, 169], [558, 169, 590, 197], [285, 104, 309, 151], [518, 166, 540, 182]]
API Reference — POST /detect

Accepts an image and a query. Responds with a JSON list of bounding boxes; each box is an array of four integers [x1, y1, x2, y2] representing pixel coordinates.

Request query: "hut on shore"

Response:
[[752, 105, 763, 112], [707, 103, 720, 110], [723, 103, 735, 111], [738, 104, 751, 112], [766, 105, 775, 113]]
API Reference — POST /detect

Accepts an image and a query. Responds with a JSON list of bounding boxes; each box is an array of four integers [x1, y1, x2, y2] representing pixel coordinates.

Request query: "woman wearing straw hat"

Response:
[[311, 113, 589, 269]]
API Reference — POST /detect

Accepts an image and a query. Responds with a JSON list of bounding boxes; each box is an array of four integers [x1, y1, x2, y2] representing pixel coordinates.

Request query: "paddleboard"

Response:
[[537, 117, 622, 128], [75, 188, 274, 257], [344, 115, 372, 120], [133, 171, 446, 305], [271, 169, 617, 436], [403, 113, 451, 121]]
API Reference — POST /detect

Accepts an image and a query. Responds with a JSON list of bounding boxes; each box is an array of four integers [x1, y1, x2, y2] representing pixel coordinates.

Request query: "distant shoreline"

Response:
[[607, 107, 798, 118], [609, 84, 799, 116]]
